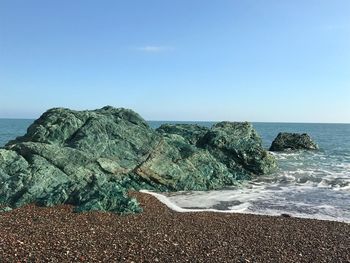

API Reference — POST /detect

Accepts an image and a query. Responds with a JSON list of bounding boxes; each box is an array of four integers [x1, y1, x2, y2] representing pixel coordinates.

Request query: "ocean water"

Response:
[[0, 119, 34, 146], [1, 119, 350, 223], [150, 121, 350, 223]]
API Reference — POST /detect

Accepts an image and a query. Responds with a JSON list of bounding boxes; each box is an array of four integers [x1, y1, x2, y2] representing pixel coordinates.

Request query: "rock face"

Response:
[[0, 106, 276, 213], [269, 132, 318, 152], [157, 124, 208, 145]]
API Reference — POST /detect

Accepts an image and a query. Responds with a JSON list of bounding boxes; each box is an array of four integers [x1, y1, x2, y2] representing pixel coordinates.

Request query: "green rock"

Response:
[[0, 106, 276, 214], [198, 122, 277, 175], [134, 134, 239, 191], [269, 132, 319, 152], [156, 124, 209, 145], [0, 206, 12, 212]]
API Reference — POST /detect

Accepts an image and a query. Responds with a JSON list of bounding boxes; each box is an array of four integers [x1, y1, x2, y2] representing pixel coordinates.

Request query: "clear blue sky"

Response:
[[0, 0, 349, 122]]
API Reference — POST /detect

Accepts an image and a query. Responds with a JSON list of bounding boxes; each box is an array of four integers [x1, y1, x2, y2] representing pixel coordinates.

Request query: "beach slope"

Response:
[[0, 192, 349, 262]]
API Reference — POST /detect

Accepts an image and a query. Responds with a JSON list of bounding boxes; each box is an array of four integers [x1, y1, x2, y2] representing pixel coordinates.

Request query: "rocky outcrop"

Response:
[[269, 132, 318, 152], [198, 122, 276, 175], [156, 124, 209, 145], [0, 106, 276, 214]]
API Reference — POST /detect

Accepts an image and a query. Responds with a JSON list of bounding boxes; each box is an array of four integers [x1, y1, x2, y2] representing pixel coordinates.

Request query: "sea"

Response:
[[1, 119, 350, 223]]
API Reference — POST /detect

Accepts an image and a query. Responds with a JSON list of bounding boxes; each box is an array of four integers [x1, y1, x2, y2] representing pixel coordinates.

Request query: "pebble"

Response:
[[0, 192, 349, 262]]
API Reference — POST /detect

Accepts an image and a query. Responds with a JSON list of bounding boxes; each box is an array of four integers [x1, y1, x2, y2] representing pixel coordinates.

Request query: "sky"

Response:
[[0, 0, 349, 122]]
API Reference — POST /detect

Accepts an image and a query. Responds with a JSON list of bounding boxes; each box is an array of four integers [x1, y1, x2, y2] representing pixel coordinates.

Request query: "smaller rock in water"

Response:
[[269, 132, 318, 152]]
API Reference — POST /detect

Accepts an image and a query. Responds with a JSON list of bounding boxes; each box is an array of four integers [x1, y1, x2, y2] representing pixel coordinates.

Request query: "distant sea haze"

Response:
[[1, 119, 350, 223]]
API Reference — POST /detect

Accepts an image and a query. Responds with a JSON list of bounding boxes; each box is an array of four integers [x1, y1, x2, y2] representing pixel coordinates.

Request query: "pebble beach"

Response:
[[0, 192, 349, 262]]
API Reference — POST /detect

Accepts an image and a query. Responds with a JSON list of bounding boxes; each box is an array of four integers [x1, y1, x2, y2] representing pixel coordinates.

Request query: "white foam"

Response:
[[335, 163, 350, 169], [317, 179, 332, 188], [340, 185, 350, 190], [139, 146, 350, 224], [140, 190, 244, 213], [140, 187, 350, 224], [227, 202, 251, 212]]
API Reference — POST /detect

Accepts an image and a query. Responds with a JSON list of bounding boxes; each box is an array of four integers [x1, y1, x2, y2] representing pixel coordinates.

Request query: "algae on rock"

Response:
[[0, 106, 276, 214]]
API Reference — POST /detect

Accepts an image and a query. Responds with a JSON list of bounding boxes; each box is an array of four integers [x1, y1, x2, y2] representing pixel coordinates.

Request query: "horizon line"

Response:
[[0, 117, 349, 125]]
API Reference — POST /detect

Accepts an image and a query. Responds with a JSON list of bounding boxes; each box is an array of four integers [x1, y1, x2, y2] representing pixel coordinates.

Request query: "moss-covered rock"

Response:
[[0, 106, 276, 214]]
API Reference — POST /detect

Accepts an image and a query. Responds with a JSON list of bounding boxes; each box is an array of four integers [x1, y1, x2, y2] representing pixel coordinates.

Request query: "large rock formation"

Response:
[[269, 132, 318, 152], [0, 106, 276, 213]]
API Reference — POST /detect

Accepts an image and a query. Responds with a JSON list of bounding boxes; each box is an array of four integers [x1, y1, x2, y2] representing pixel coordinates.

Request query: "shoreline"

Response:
[[1, 192, 349, 262], [140, 190, 350, 224]]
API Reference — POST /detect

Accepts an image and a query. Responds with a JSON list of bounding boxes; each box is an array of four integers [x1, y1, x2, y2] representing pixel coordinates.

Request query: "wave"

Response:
[[141, 190, 350, 224]]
